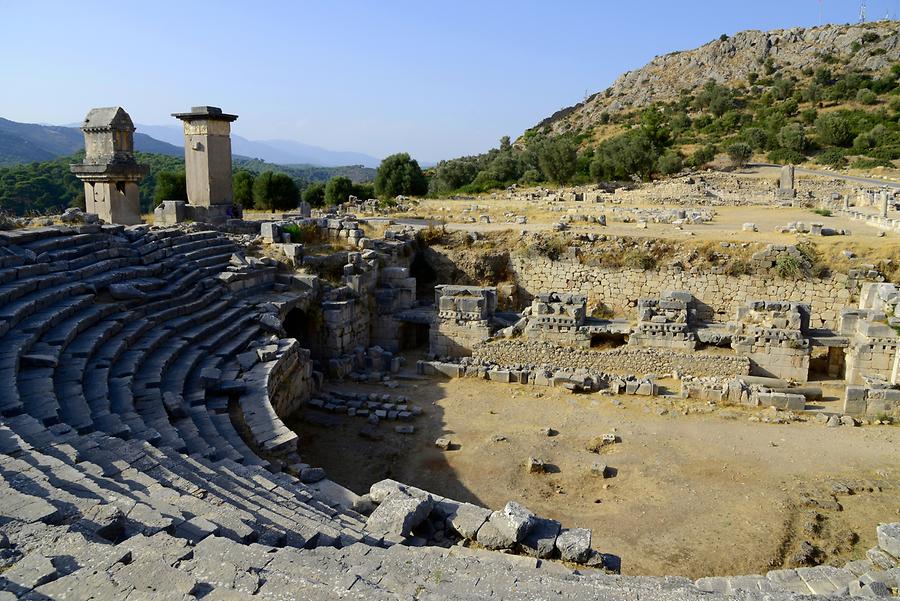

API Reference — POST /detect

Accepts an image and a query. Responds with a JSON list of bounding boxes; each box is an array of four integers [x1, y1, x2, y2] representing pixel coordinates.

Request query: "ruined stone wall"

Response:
[[508, 256, 857, 329], [472, 340, 749, 379], [321, 298, 371, 357], [430, 321, 492, 357], [253, 338, 315, 418]]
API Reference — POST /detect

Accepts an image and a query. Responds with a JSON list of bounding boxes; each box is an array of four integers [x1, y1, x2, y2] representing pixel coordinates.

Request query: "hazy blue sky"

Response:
[[1, 0, 897, 163]]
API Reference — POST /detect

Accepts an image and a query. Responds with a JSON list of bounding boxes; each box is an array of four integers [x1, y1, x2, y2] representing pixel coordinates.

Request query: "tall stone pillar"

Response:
[[777, 164, 796, 201], [70, 107, 148, 225], [172, 106, 238, 223], [880, 189, 890, 217]]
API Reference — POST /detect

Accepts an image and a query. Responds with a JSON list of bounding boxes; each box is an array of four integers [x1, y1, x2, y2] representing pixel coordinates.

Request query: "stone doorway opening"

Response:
[[283, 307, 324, 359], [410, 253, 438, 303], [589, 332, 629, 349], [809, 345, 845, 381], [399, 322, 430, 351]]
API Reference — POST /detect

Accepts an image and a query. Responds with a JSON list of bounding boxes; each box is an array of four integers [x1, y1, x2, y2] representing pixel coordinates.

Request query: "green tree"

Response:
[[777, 124, 808, 153], [432, 159, 478, 193], [252, 171, 298, 211], [303, 182, 325, 207], [374, 153, 427, 198], [688, 145, 717, 168], [153, 170, 187, 204], [484, 152, 522, 183], [815, 113, 853, 147], [352, 182, 376, 199], [856, 88, 877, 105], [656, 150, 683, 175], [727, 142, 753, 168], [536, 136, 578, 184], [590, 131, 658, 182], [743, 127, 770, 150], [324, 176, 354, 205], [232, 170, 255, 207], [640, 106, 670, 147]]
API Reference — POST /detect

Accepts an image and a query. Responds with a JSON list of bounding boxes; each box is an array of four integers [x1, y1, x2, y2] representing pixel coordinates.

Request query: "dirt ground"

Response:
[[406, 195, 895, 241], [394, 167, 900, 251], [292, 373, 899, 579]]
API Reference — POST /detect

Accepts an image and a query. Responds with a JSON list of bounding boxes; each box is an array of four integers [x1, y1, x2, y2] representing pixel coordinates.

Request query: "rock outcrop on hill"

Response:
[[536, 22, 900, 136]]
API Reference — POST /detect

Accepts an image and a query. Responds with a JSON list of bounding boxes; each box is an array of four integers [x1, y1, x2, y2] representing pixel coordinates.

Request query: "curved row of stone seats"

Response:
[[137, 303, 261, 460], [173, 317, 271, 467], [0, 227, 252, 454], [0, 226, 376, 551], [111, 291, 235, 454], [237, 338, 304, 457], [0, 416, 370, 555]]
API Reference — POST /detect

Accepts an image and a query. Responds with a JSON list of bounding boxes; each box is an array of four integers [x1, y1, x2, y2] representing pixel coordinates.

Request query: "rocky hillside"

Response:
[[536, 22, 900, 137]]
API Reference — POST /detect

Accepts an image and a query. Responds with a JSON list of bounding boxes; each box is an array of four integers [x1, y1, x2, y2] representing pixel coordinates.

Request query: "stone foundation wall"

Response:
[[430, 321, 492, 357], [268, 339, 315, 417], [322, 298, 370, 357], [472, 340, 749, 379], [508, 256, 858, 329], [846, 340, 900, 385]]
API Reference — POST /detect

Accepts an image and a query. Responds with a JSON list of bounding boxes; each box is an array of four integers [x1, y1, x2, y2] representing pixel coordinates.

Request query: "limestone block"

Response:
[[519, 517, 561, 559], [556, 527, 592, 563], [843, 386, 868, 416], [487, 501, 535, 545], [365, 490, 434, 537], [877, 523, 900, 560], [437, 500, 491, 540]]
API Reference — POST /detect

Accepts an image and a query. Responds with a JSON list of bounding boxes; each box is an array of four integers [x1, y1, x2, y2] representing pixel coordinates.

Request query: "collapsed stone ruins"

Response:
[[0, 106, 897, 598]]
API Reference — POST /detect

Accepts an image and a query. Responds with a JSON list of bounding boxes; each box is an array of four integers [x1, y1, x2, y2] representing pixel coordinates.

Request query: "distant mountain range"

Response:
[[0, 118, 381, 168], [0, 117, 181, 166], [137, 124, 381, 168]]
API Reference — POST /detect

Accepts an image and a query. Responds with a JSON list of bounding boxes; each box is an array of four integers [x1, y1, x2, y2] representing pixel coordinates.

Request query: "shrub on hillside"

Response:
[[743, 127, 770, 150], [856, 88, 878, 105], [815, 148, 847, 168], [767, 148, 806, 165], [777, 124, 808, 153], [687, 145, 717, 168], [815, 113, 854, 147], [656, 150, 683, 175], [727, 143, 753, 168], [851, 157, 894, 169]]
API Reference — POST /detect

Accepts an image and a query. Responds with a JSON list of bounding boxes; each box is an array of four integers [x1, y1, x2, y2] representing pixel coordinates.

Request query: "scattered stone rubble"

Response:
[[609, 206, 714, 225], [354, 479, 607, 567], [470, 339, 749, 379], [776, 221, 848, 236], [306, 390, 421, 424]]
